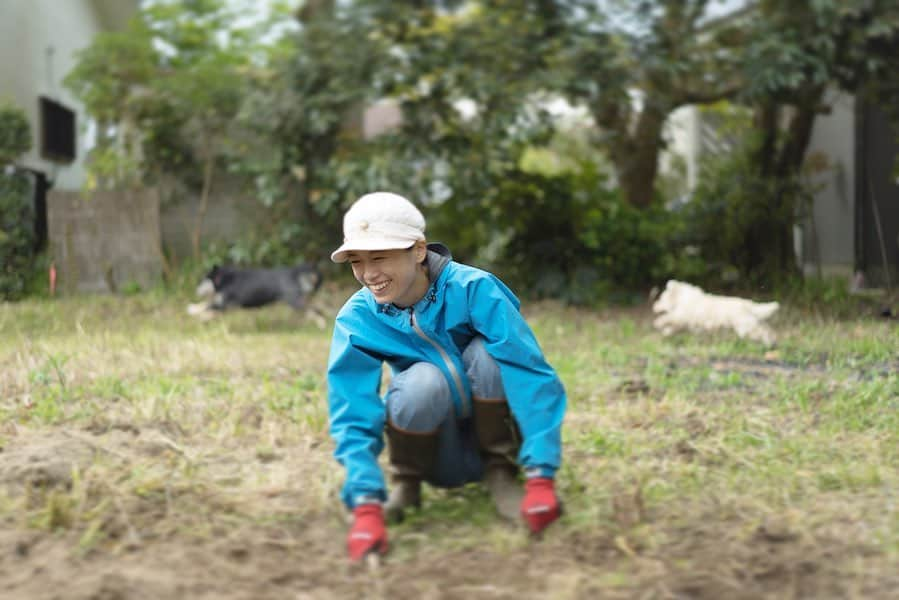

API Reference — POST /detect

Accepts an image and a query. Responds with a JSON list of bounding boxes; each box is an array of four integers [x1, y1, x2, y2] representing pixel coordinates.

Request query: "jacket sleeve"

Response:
[[466, 274, 565, 477], [327, 314, 387, 508]]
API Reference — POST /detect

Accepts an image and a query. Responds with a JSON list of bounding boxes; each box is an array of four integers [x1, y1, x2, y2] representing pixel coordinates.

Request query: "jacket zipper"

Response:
[[408, 307, 470, 418]]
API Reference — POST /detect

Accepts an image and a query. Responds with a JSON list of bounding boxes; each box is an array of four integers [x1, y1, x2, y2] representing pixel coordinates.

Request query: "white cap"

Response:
[[330, 192, 426, 263]]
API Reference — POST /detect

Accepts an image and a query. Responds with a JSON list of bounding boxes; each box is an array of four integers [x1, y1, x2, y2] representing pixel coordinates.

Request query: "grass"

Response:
[[0, 290, 897, 599]]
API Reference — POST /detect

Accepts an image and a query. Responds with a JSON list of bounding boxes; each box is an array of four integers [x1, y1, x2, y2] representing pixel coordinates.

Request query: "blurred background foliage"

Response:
[[0, 102, 36, 300], [52, 0, 899, 303]]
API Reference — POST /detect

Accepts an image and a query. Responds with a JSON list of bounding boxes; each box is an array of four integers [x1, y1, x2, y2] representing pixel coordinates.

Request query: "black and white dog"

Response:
[[187, 264, 326, 326]]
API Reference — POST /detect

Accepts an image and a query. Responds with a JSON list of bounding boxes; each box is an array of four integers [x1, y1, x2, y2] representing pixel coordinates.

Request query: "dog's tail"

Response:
[[750, 301, 780, 320]]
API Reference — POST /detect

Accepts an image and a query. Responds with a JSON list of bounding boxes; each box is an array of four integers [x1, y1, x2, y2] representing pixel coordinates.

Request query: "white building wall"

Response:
[[662, 105, 702, 193], [802, 91, 856, 276], [0, 0, 104, 191]]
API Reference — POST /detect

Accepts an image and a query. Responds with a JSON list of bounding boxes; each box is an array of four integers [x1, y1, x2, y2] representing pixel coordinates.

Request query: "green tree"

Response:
[[65, 0, 271, 258], [141, 0, 255, 258], [560, 0, 745, 209], [235, 0, 389, 260], [63, 17, 158, 187], [350, 1, 562, 259], [734, 0, 899, 279]]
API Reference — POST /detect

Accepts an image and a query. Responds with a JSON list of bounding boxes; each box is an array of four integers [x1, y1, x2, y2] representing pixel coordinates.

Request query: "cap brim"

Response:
[[330, 239, 416, 263]]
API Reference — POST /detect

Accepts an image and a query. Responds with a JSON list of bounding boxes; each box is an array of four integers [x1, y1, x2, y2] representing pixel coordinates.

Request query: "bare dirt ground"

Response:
[[3, 430, 892, 600], [1, 296, 897, 599]]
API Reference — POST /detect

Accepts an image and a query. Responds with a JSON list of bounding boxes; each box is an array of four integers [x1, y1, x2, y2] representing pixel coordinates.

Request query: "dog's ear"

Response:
[[298, 269, 321, 294], [652, 281, 674, 313], [217, 267, 237, 288], [666, 281, 680, 302]]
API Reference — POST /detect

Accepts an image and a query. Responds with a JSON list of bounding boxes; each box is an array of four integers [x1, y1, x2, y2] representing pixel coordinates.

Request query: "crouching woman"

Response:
[[326, 192, 566, 561]]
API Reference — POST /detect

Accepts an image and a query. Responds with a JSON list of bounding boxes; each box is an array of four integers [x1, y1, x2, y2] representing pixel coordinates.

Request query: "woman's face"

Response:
[[347, 242, 429, 307]]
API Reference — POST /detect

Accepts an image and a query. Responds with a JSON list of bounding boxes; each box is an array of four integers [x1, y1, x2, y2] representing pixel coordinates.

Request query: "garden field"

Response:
[[0, 288, 896, 599]]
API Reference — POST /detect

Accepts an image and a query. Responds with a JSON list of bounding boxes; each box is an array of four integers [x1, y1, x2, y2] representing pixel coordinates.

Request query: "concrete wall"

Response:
[[47, 190, 162, 293], [802, 92, 856, 276], [158, 177, 274, 262], [363, 99, 403, 139], [663, 105, 702, 194]]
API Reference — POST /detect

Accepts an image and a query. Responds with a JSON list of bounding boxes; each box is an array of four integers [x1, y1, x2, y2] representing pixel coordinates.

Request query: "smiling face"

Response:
[[347, 241, 430, 307]]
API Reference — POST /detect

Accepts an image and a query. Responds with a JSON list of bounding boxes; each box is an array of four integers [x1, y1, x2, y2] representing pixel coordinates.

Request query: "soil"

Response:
[[1, 426, 896, 600]]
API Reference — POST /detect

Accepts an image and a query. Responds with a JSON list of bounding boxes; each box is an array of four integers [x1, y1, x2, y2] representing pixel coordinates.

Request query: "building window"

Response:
[[39, 96, 76, 163]]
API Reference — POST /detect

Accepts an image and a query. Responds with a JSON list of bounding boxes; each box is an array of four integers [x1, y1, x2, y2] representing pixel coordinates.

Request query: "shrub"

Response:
[[0, 102, 31, 163], [472, 163, 697, 305], [682, 145, 813, 286], [0, 102, 36, 301]]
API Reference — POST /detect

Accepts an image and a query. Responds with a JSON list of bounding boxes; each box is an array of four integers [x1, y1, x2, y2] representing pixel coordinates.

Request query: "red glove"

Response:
[[521, 477, 561, 534], [347, 504, 388, 561]]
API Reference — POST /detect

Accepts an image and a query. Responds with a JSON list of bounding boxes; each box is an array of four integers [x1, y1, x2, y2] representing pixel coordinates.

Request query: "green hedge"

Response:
[[0, 102, 36, 301], [487, 170, 698, 304]]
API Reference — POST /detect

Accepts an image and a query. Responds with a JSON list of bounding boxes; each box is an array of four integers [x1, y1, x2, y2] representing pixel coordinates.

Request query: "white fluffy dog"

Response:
[[652, 280, 780, 345]]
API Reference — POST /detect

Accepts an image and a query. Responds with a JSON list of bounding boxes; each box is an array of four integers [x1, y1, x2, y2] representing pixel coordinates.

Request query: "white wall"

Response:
[[0, 0, 108, 191], [662, 105, 701, 193], [802, 91, 856, 276]]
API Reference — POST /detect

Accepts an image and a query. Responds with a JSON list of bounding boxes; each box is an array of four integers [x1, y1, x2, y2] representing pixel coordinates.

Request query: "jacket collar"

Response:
[[375, 242, 453, 315], [425, 242, 452, 284]]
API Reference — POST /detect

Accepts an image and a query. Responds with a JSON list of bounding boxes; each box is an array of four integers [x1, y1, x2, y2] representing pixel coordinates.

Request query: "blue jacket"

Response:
[[327, 244, 566, 508]]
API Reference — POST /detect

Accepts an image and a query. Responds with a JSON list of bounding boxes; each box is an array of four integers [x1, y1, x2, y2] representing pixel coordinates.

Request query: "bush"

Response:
[[682, 144, 813, 286], [0, 102, 31, 163], [462, 163, 698, 305], [202, 221, 309, 271], [0, 170, 36, 301], [0, 102, 36, 301]]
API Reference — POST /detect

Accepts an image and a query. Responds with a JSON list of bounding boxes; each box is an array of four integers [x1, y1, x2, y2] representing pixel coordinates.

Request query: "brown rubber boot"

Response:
[[473, 398, 524, 521], [383, 421, 439, 523]]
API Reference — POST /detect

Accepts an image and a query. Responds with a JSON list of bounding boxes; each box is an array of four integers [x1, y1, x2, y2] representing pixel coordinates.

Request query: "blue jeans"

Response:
[[385, 337, 507, 487]]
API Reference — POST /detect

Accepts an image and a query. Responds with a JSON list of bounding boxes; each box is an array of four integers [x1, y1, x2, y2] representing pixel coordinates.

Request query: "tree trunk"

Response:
[[746, 92, 825, 282], [775, 93, 823, 179], [751, 205, 799, 283], [297, 0, 334, 23], [612, 107, 667, 209], [191, 157, 214, 260], [768, 90, 824, 278], [753, 103, 779, 177]]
